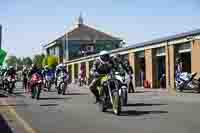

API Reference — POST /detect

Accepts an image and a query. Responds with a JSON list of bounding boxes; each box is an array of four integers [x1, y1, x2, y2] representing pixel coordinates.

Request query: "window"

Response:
[[156, 47, 165, 56], [177, 43, 191, 53]]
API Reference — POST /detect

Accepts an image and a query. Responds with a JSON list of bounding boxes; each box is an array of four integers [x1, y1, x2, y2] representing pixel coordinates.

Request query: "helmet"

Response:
[[176, 57, 182, 64], [44, 65, 49, 70], [112, 54, 122, 63], [57, 63, 66, 70], [9, 66, 14, 69], [99, 51, 110, 62]]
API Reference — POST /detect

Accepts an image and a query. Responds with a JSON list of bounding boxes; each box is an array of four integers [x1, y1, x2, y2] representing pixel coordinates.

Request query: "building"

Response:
[[66, 28, 200, 90], [43, 16, 123, 62]]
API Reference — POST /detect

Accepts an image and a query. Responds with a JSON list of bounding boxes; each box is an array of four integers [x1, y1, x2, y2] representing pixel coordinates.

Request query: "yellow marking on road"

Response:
[[1, 99, 37, 133]]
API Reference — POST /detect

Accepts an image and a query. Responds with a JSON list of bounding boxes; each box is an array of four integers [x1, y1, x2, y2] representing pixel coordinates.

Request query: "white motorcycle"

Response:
[[44, 73, 54, 91], [57, 71, 69, 95], [114, 71, 129, 106], [176, 72, 200, 93]]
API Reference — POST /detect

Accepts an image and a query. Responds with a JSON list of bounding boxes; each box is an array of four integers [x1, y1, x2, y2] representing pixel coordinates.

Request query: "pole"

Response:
[[0, 24, 2, 49]]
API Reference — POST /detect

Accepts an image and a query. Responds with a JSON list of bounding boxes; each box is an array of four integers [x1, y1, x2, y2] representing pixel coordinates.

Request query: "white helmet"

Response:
[[99, 50, 109, 56], [99, 50, 110, 62]]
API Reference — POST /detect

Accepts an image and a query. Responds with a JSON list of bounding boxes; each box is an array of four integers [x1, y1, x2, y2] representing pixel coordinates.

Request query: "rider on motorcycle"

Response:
[[111, 54, 135, 92], [4, 66, 17, 89], [28, 64, 43, 91], [22, 65, 29, 92], [89, 50, 115, 103], [55, 63, 68, 89], [5, 66, 16, 79], [42, 65, 54, 79]]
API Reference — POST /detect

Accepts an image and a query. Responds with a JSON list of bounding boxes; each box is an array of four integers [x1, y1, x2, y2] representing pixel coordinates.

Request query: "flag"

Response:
[[0, 49, 7, 65]]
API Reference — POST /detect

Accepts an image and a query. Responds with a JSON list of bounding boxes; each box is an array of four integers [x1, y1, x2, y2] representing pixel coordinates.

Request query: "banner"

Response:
[[0, 49, 7, 65]]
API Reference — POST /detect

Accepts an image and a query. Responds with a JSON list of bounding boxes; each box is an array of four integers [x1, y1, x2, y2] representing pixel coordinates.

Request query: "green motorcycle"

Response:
[[97, 73, 122, 115]]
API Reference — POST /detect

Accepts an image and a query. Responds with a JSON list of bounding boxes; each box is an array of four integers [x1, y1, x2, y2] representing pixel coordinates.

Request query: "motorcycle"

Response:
[[175, 72, 200, 93], [79, 75, 86, 87], [44, 73, 54, 91], [114, 71, 128, 106], [0, 75, 3, 89], [57, 71, 68, 95], [30, 73, 43, 100], [3, 75, 16, 94], [97, 71, 122, 115], [7, 75, 16, 94]]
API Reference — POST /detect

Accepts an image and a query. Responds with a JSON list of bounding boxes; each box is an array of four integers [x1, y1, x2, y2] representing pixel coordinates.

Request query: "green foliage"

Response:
[[47, 56, 58, 69], [5, 56, 18, 66], [33, 54, 45, 68], [42, 55, 58, 69], [22, 57, 32, 67]]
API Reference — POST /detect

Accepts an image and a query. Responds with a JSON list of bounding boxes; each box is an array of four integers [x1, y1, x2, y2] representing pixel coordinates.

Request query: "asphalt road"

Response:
[[1, 83, 200, 133]]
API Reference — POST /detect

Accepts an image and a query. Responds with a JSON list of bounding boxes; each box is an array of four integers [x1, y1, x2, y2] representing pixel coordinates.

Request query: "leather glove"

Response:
[[93, 72, 100, 78]]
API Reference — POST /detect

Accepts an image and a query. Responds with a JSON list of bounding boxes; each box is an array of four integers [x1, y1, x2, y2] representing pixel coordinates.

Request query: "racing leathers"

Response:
[[89, 57, 114, 102], [55, 66, 68, 88]]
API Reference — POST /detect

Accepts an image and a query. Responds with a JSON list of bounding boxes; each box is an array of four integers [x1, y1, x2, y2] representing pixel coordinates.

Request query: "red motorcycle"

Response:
[[30, 73, 43, 100]]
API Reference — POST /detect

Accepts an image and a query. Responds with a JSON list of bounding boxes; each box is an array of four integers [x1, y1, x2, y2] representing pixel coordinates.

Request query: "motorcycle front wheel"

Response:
[[8, 82, 14, 94], [121, 88, 128, 106], [61, 82, 66, 95], [98, 88, 107, 112], [112, 90, 121, 115], [36, 85, 42, 100]]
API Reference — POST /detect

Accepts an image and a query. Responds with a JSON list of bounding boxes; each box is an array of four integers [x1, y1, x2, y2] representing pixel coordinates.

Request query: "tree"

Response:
[[5, 56, 18, 67], [22, 57, 32, 67], [42, 55, 58, 69], [33, 54, 45, 68]]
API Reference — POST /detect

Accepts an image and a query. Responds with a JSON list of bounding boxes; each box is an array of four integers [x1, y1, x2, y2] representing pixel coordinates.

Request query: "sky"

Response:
[[0, 0, 200, 57]]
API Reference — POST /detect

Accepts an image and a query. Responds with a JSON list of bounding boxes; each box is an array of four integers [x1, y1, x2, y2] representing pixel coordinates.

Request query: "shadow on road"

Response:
[[0, 93, 8, 98], [13, 92, 25, 95], [39, 97, 72, 100], [126, 103, 167, 107], [40, 103, 59, 106], [120, 110, 168, 116], [66, 93, 88, 96], [0, 104, 29, 107], [0, 114, 13, 133]]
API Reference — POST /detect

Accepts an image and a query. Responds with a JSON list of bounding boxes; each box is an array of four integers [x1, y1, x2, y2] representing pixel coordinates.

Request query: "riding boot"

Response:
[[91, 89, 100, 104]]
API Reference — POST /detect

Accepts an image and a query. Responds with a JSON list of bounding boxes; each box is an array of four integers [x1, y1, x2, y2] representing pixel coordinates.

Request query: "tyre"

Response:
[[36, 85, 41, 100], [98, 89, 107, 112], [122, 89, 128, 106], [47, 82, 51, 91], [31, 87, 36, 99], [61, 83, 66, 95], [57, 83, 62, 95], [112, 90, 121, 115], [8, 83, 14, 94]]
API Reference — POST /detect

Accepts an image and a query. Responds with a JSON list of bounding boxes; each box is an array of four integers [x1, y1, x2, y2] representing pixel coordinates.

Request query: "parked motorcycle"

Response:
[[57, 71, 68, 95], [98, 71, 122, 115], [175, 72, 200, 93], [30, 73, 43, 100]]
